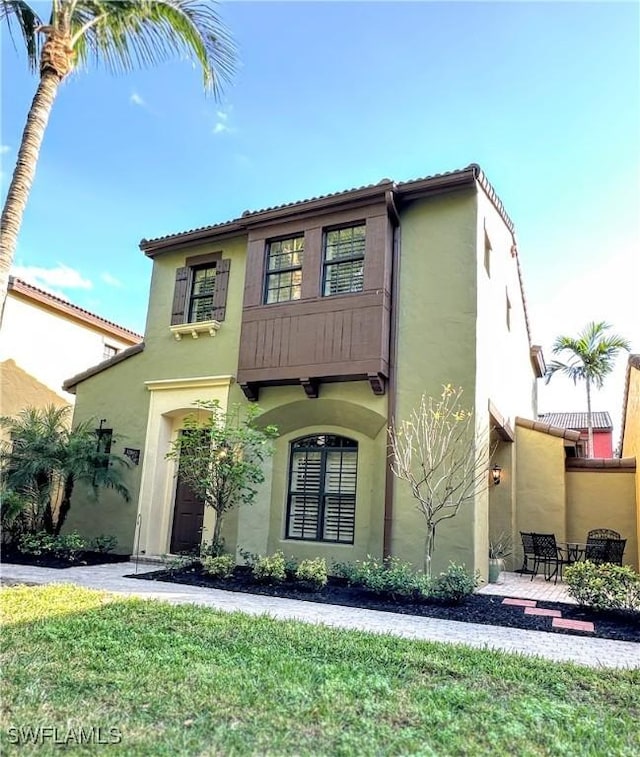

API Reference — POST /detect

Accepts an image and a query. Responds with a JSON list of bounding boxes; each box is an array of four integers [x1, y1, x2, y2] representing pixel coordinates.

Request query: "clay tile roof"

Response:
[[537, 412, 613, 431], [8, 277, 143, 343], [515, 417, 581, 441], [139, 164, 495, 253]]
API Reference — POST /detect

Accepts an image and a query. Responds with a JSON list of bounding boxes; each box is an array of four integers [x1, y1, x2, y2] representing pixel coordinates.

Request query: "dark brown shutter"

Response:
[[171, 267, 189, 325], [211, 259, 230, 321]]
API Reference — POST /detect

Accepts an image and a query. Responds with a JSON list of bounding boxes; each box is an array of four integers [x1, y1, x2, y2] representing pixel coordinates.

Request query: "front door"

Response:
[[170, 474, 205, 554]]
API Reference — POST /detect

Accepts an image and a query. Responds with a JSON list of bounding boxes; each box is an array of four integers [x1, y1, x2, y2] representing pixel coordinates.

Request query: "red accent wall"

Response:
[[593, 431, 613, 458]]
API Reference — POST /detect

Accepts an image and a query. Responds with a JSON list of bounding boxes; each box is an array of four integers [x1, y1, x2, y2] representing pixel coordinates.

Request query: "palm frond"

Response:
[[70, 0, 235, 97], [1, 0, 42, 72]]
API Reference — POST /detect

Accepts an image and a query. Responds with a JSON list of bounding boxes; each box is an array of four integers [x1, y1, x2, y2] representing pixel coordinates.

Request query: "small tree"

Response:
[[166, 400, 278, 553], [0, 405, 131, 537], [388, 385, 490, 577]]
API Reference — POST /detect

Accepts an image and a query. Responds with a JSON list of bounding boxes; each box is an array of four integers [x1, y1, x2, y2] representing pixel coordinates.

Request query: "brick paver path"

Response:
[[1, 561, 638, 670]]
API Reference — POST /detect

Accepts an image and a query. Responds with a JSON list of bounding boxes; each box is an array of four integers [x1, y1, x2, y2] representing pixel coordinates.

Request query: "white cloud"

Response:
[[130, 92, 146, 107], [101, 272, 123, 288], [0, 145, 9, 154], [11, 264, 93, 300], [212, 106, 235, 136]]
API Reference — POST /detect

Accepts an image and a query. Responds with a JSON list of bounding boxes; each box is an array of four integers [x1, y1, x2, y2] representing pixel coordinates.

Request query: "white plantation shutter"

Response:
[[288, 451, 322, 539], [286, 436, 357, 543]]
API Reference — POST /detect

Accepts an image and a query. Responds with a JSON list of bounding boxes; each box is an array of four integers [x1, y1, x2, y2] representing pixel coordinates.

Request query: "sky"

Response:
[[1, 1, 639, 441]]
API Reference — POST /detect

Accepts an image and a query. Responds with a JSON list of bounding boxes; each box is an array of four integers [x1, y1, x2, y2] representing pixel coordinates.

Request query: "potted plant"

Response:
[[488, 532, 512, 583]]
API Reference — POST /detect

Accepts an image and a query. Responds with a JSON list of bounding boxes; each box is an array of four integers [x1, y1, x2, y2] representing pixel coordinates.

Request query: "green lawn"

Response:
[[1, 585, 638, 756]]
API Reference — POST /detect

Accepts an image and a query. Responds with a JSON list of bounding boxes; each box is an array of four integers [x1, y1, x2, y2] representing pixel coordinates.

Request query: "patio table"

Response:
[[559, 542, 587, 563]]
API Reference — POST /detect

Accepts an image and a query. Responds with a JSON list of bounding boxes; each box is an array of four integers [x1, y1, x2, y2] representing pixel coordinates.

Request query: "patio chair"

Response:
[[584, 537, 609, 565], [530, 533, 571, 584], [519, 531, 536, 574], [605, 538, 626, 566], [587, 528, 621, 540]]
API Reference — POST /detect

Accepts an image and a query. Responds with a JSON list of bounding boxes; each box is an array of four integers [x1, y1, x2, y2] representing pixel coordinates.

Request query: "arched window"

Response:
[[285, 434, 358, 544]]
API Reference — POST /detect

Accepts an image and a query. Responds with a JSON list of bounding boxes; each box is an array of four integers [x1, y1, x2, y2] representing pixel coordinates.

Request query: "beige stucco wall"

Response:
[[235, 382, 388, 567], [392, 187, 537, 578], [514, 426, 567, 568], [392, 190, 481, 575], [67, 236, 248, 553], [0, 291, 136, 405], [621, 363, 640, 567], [565, 470, 638, 569]]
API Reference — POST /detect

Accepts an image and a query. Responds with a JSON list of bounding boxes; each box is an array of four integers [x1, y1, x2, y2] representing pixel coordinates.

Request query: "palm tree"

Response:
[[0, 0, 235, 317], [545, 322, 631, 458], [0, 404, 131, 536]]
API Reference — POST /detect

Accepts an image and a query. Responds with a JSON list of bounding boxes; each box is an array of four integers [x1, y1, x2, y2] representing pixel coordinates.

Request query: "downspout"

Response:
[[383, 189, 401, 558]]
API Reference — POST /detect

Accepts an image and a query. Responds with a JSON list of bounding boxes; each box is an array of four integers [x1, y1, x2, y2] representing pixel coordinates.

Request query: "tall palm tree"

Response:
[[1, 404, 131, 536], [546, 321, 631, 458], [0, 0, 235, 318]]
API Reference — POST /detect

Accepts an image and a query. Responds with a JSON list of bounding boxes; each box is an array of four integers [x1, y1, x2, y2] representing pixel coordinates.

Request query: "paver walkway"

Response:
[[2, 561, 638, 670]]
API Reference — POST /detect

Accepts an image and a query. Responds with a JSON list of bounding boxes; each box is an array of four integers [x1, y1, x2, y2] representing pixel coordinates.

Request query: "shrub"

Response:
[[53, 532, 87, 562], [91, 534, 118, 554], [18, 531, 56, 556], [17, 531, 88, 562], [565, 561, 640, 614], [202, 554, 235, 579], [430, 563, 479, 605], [200, 539, 225, 559], [162, 554, 196, 574], [334, 556, 425, 599], [253, 551, 287, 584], [295, 558, 328, 590]]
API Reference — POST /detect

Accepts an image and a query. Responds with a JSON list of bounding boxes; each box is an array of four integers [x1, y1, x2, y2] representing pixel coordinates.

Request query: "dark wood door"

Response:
[[170, 475, 205, 554]]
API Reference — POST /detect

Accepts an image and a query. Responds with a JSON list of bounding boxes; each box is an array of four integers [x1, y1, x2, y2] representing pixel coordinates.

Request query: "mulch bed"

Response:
[[127, 564, 640, 643], [1, 548, 131, 570]]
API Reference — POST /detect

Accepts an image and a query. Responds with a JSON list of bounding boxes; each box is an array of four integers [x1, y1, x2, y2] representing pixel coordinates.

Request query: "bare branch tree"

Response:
[[389, 385, 491, 577]]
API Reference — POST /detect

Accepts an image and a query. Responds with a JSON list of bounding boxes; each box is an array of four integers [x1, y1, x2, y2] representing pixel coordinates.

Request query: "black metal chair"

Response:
[[519, 531, 536, 574], [605, 538, 626, 566], [531, 533, 571, 584], [587, 528, 621, 540], [585, 537, 609, 565]]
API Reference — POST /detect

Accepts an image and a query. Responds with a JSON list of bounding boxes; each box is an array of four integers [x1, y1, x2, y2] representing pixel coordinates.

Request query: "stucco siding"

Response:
[[565, 471, 637, 569], [392, 190, 479, 574]]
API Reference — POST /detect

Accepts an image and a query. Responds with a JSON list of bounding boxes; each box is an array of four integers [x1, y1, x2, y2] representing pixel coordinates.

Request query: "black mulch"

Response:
[[126, 564, 639, 644], [1, 549, 131, 570]]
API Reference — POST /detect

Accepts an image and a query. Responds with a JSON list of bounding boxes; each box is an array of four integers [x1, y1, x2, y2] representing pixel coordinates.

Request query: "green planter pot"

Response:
[[488, 558, 505, 584]]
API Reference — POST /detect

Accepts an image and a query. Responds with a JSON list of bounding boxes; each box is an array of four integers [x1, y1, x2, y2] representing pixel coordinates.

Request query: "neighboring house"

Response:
[[62, 164, 639, 574], [0, 276, 142, 420], [537, 412, 614, 458]]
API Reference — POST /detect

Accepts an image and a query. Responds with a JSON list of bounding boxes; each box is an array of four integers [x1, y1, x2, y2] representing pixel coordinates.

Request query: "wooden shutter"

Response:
[[171, 267, 190, 325], [211, 258, 230, 321]]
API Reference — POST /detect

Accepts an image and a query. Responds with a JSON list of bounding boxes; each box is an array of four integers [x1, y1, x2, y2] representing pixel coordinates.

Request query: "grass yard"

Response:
[[1, 585, 638, 756]]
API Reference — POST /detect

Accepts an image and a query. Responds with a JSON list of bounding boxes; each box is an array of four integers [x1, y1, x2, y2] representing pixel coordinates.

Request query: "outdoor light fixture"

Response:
[[491, 464, 502, 486]]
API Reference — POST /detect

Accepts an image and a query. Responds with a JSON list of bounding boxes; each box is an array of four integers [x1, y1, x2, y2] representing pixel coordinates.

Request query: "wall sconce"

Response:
[[491, 464, 502, 486]]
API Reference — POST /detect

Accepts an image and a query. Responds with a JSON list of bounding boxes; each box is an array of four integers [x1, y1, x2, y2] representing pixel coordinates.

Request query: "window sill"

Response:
[[169, 320, 221, 341]]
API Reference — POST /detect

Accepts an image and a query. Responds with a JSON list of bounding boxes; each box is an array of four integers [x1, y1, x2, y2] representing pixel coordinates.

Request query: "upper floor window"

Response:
[[189, 265, 217, 323], [264, 236, 304, 304], [171, 253, 230, 326], [285, 434, 357, 544], [323, 223, 365, 296], [103, 344, 119, 361]]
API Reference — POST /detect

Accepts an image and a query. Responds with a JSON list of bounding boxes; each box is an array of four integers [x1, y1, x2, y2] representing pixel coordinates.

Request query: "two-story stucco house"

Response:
[[63, 164, 549, 577], [0, 276, 142, 421]]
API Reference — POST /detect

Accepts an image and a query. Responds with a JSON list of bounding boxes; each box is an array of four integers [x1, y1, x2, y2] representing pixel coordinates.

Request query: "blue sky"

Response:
[[2, 1, 639, 435]]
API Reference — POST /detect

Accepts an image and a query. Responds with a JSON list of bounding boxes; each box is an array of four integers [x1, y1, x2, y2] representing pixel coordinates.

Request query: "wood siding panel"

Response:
[[237, 201, 393, 386]]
